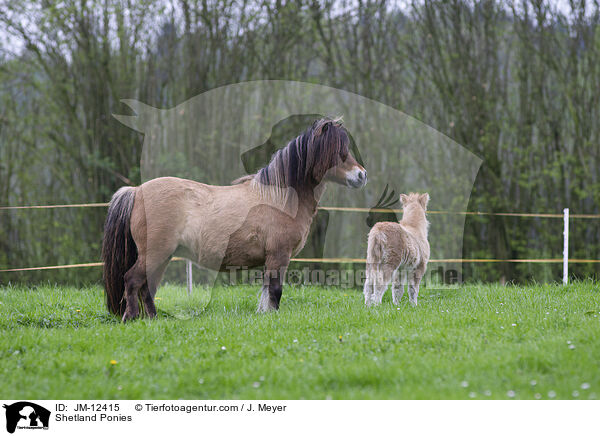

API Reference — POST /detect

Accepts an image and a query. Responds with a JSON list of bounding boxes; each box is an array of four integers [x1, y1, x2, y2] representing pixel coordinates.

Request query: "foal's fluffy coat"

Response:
[[363, 193, 430, 306]]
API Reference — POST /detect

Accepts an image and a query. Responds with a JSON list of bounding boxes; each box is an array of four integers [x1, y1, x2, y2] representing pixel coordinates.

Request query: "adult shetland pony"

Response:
[[102, 118, 367, 321]]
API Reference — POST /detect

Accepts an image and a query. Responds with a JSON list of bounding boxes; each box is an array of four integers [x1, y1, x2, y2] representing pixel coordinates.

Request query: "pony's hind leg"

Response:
[[141, 257, 171, 318], [122, 258, 147, 322], [138, 283, 155, 318], [391, 269, 405, 305], [123, 253, 170, 321]]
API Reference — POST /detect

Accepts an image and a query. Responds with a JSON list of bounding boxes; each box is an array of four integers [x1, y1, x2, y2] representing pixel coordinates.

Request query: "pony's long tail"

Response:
[[102, 186, 137, 316]]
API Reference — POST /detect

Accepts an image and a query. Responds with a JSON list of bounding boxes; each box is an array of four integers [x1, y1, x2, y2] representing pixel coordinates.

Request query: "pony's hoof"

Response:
[[121, 311, 138, 323], [256, 304, 278, 313], [143, 307, 157, 319]]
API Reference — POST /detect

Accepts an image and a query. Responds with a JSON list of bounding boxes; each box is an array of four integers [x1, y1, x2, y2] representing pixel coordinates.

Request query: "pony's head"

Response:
[[366, 184, 399, 227], [252, 117, 367, 193], [311, 118, 367, 188]]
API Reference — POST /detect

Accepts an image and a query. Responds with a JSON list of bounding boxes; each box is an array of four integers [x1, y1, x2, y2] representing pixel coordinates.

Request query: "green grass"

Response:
[[0, 281, 599, 399]]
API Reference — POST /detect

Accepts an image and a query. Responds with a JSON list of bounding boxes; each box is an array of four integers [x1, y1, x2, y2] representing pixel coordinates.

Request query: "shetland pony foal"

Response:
[[102, 118, 367, 321], [363, 193, 430, 307]]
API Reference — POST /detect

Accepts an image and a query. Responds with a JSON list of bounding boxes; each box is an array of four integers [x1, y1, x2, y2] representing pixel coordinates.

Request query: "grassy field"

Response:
[[0, 281, 598, 399]]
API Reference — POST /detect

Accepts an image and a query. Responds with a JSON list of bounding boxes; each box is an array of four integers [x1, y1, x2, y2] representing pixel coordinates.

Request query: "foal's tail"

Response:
[[101, 186, 137, 316], [366, 229, 386, 272]]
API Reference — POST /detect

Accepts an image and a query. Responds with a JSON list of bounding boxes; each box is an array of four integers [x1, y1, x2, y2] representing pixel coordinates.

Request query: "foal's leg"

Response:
[[391, 269, 405, 305], [363, 265, 376, 306], [408, 266, 425, 306], [371, 265, 394, 306], [407, 279, 419, 306]]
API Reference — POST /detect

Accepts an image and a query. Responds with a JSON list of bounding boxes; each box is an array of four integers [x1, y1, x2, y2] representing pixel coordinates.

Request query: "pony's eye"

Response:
[[340, 148, 348, 161]]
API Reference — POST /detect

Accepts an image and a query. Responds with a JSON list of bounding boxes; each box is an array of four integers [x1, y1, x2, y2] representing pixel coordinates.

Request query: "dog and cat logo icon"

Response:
[[3, 402, 50, 433]]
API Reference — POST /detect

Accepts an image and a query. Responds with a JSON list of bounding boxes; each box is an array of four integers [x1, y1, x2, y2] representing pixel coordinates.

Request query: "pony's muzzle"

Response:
[[347, 167, 368, 188]]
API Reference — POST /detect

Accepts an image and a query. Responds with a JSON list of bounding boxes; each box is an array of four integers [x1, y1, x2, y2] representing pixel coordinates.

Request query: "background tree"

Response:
[[0, 0, 598, 284]]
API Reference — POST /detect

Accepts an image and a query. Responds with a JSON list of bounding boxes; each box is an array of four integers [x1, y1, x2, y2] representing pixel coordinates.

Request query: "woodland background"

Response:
[[1, 0, 599, 284]]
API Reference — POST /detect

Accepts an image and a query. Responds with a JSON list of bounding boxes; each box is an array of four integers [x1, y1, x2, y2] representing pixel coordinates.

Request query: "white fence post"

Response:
[[186, 260, 193, 295], [563, 208, 569, 285]]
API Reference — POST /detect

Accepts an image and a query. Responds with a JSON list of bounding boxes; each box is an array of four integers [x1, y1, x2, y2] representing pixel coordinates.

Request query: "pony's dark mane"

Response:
[[233, 118, 349, 193]]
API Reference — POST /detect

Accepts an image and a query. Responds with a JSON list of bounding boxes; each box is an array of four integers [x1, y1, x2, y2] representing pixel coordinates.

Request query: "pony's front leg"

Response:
[[257, 254, 289, 313], [258, 284, 271, 313]]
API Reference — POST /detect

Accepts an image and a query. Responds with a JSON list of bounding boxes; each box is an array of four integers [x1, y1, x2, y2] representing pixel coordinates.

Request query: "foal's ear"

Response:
[[399, 194, 409, 205], [418, 193, 430, 210]]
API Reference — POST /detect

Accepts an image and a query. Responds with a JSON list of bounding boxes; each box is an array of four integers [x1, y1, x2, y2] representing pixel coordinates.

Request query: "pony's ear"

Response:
[[313, 118, 330, 136], [418, 193, 430, 210], [399, 194, 409, 205], [316, 117, 342, 136]]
